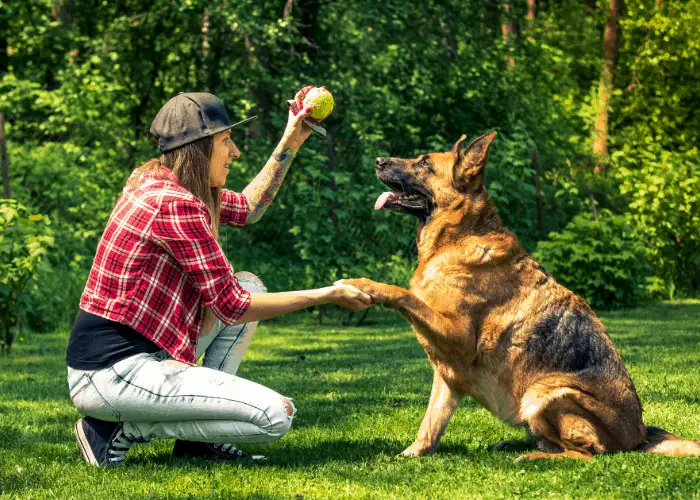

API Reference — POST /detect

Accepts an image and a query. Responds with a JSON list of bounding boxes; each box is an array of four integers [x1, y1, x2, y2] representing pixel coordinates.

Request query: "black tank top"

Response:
[[66, 309, 160, 370]]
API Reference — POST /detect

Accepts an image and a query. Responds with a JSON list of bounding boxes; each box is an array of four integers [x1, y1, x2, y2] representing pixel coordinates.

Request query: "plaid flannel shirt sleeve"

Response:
[[220, 189, 249, 228], [152, 198, 251, 324]]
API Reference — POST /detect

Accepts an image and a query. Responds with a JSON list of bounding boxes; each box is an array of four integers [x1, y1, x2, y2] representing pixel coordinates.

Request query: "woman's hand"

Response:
[[281, 87, 314, 150], [334, 278, 406, 310], [323, 284, 374, 312]]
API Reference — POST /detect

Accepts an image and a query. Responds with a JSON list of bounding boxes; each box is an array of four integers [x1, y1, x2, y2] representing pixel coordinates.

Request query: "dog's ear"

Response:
[[450, 134, 468, 153], [453, 131, 497, 191]]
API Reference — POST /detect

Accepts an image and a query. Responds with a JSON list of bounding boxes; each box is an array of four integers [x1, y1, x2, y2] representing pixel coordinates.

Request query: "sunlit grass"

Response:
[[1, 301, 699, 498]]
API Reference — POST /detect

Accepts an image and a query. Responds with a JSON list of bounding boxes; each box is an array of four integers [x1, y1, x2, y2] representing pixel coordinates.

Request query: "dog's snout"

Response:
[[375, 157, 390, 171]]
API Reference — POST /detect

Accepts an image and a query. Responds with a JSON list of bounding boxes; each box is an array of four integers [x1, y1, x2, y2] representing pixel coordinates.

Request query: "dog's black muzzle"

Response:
[[374, 157, 433, 218]]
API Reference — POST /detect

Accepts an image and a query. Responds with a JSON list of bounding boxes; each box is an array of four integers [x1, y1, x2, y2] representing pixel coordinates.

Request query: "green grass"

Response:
[[1, 301, 699, 499]]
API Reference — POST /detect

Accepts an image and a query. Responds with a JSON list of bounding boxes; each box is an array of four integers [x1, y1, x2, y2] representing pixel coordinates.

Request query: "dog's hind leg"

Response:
[[516, 383, 627, 462], [514, 450, 592, 462], [514, 409, 597, 462], [400, 370, 462, 457]]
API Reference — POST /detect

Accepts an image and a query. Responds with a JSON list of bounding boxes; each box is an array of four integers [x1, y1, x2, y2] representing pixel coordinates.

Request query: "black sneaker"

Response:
[[172, 440, 266, 461], [73, 417, 135, 467]]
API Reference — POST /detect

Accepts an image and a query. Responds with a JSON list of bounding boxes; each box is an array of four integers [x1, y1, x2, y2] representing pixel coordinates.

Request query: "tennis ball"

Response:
[[303, 86, 334, 120]]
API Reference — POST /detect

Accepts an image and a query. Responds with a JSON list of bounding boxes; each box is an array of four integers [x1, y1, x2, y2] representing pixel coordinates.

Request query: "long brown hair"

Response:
[[130, 136, 221, 238], [131, 136, 223, 332]]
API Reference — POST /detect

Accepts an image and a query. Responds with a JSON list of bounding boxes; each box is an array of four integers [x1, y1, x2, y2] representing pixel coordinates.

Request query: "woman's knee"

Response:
[[264, 396, 295, 440], [234, 271, 267, 294], [281, 397, 295, 418]]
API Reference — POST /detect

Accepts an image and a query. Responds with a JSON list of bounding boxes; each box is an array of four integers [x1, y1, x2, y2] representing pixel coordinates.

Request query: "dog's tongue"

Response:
[[374, 191, 398, 210]]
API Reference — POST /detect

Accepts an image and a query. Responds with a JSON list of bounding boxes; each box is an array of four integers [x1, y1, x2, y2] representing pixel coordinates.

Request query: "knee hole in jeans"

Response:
[[281, 397, 295, 417], [234, 271, 267, 294]]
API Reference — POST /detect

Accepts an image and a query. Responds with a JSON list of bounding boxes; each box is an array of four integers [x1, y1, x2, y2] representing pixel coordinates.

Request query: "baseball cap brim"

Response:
[[227, 115, 258, 130], [231, 116, 258, 128], [205, 115, 258, 137]]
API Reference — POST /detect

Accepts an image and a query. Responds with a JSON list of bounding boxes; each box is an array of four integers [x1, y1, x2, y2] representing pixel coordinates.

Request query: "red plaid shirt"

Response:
[[79, 166, 251, 364]]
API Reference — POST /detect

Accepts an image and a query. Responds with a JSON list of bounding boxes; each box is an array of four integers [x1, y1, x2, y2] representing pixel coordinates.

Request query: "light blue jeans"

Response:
[[67, 272, 294, 444]]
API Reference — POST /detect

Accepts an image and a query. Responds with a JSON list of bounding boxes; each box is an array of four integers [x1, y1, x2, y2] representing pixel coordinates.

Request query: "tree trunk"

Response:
[[527, 0, 536, 21], [1, 113, 10, 199], [501, 1, 518, 68], [593, 0, 621, 173], [283, 0, 295, 18]]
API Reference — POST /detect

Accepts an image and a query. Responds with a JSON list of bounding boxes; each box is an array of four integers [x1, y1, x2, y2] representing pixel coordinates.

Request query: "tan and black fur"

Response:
[[341, 132, 700, 461]]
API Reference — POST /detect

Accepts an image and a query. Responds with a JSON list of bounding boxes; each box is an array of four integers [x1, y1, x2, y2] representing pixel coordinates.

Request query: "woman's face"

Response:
[[210, 130, 240, 188]]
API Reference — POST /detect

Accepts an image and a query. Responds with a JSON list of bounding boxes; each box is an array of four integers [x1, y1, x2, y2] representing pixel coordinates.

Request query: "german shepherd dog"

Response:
[[340, 132, 700, 461]]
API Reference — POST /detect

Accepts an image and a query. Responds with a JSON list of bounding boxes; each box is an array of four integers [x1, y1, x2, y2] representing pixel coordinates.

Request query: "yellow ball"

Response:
[[303, 86, 334, 120]]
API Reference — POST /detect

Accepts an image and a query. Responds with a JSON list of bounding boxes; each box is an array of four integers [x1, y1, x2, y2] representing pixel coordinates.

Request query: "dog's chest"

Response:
[[412, 258, 473, 295], [467, 368, 520, 425]]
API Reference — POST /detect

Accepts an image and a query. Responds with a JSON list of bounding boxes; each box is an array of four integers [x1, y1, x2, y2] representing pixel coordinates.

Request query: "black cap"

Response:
[[150, 92, 257, 153]]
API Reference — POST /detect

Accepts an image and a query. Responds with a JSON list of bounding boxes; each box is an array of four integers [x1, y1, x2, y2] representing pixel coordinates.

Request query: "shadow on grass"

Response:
[[129, 438, 521, 470]]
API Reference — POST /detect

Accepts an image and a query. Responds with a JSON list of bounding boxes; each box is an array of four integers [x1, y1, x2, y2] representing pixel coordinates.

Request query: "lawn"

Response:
[[1, 300, 699, 499]]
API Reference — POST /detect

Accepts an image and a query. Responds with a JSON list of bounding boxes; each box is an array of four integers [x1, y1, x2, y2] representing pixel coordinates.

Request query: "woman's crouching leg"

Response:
[[122, 392, 296, 445], [77, 351, 296, 445]]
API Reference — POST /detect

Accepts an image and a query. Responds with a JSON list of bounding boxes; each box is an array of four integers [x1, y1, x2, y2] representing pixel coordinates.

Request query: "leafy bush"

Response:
[[613, 144, 700, 299], [0, 200, 54, 353], [533, 209, 650, 309]]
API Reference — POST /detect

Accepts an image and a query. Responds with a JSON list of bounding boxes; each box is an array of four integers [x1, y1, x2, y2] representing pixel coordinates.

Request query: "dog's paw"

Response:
[[335, 278, 383, 302], [335, 278, 408, 309], [397, 442, 433, 458]]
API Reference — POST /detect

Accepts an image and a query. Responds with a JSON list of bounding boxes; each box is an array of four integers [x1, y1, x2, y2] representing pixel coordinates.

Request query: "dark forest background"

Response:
[[2, 0, 699, 349]]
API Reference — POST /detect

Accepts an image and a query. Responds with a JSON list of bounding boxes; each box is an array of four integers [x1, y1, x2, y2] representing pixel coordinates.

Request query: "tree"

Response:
[[593, 0, 622, 173]]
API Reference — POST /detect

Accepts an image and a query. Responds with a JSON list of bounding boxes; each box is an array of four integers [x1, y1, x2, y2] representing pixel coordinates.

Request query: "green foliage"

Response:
[[2, 0, 699, 329], [0, 200, 54, 353], [534, 209, 650, 309], [614, 145, 700, 298], [610, 0, 700, 298], [5, 140, 128, 331]]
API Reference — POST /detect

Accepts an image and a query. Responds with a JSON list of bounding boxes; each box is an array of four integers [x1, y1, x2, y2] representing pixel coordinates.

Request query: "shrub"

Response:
[[0, 200, 54, 353], [533, 209, 650, 309]]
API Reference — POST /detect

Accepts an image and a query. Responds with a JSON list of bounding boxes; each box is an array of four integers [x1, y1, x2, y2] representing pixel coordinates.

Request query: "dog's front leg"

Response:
[[338, 278, 468, 343], [401, 369, 462, 457]]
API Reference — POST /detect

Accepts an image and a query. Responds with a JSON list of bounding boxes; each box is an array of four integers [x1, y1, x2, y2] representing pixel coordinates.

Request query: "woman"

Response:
[[66, 90, 373, 467]]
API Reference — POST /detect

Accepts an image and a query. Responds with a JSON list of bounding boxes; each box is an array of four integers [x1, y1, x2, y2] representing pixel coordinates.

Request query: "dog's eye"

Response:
[[417, 158, 429, 168]]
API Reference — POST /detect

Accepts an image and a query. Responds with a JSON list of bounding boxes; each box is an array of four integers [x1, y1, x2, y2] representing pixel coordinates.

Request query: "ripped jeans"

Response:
[[66, 272, 295, 444]]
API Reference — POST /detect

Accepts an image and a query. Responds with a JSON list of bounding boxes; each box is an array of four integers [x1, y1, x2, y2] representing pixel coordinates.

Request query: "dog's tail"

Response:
[[637, 426, 700, 456]]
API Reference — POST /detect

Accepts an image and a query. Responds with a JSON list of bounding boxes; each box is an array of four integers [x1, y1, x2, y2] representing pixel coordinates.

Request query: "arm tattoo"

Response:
[[243, 146, 297, 224]]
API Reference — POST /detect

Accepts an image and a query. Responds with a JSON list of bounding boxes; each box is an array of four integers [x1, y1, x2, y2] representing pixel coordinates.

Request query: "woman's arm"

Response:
[[233, 284, 372, 324], [242, 97, 313, 224]]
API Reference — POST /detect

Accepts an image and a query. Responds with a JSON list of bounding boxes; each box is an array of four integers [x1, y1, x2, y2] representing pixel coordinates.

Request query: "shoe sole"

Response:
[[74, 419, 99, 466]]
